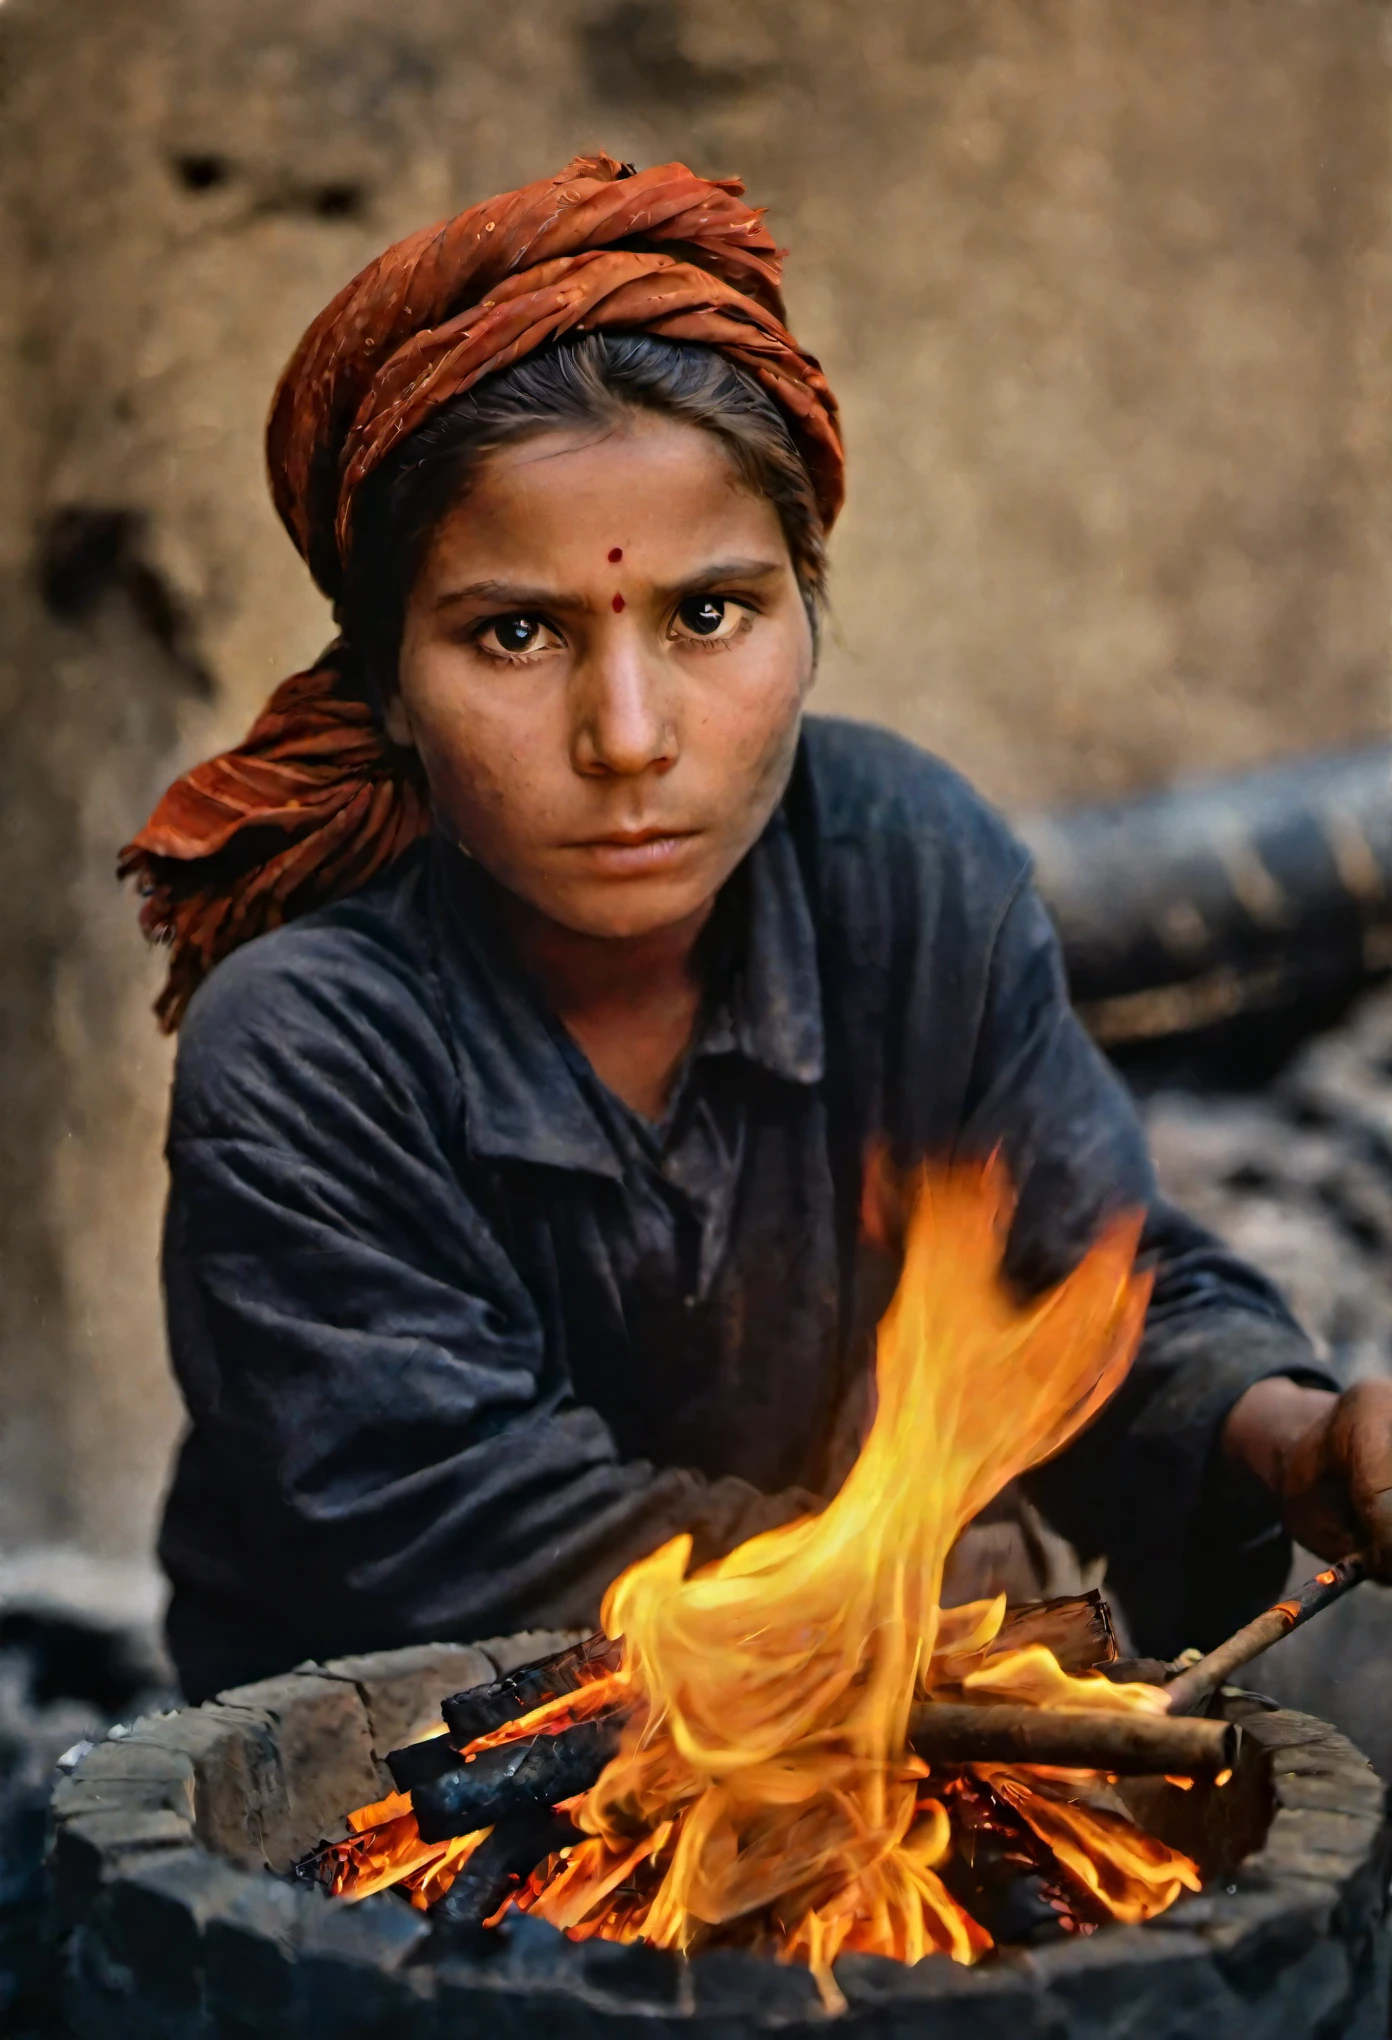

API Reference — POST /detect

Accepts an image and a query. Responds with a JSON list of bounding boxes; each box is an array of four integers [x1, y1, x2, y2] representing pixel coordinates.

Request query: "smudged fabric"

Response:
[[119, 153, 844, 1027]]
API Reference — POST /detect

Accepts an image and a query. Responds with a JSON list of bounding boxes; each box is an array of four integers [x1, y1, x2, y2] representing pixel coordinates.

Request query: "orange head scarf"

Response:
[[120, 153, 845, 1028]]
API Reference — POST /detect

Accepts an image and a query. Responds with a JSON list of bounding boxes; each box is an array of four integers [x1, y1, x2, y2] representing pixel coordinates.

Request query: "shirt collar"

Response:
[[429, 807, 825, 1177]]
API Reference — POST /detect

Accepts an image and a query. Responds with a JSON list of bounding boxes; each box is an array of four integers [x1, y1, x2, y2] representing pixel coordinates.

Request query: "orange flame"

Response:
[[321, 1782, 488, 1907], [517, 1158, 1192, 1994], [325, 1157, 1203, 1989]]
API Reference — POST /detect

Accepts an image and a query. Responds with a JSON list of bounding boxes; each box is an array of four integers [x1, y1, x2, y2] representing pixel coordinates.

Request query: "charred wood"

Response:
[[439, 1633, 621, 1747], [987, 1590, 1117, 1672], [386, 1633, 622, 1790], [908, 1701, 1239, 1776], [428, 1809, 579, 1943], [938, 1828, 1072, 1946], [943, 1769, 1113, 1939], [413, 1712, 626, 1844], [385, 1731, 465, 1793]]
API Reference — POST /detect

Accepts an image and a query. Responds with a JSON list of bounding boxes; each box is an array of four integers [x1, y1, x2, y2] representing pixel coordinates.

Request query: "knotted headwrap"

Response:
[[121, 153, 845, 1028]]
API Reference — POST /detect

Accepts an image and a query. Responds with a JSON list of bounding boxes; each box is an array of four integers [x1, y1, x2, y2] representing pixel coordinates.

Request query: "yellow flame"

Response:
[[559, 1157, 1158, 1975]]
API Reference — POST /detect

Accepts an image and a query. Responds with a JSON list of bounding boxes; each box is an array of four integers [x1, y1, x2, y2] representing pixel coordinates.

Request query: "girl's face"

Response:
[[389, 413, 816, 941]]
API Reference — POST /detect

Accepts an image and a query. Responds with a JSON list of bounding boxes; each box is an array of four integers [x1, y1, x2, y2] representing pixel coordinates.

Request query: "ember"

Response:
[[308, 1159, 1213, 2004]]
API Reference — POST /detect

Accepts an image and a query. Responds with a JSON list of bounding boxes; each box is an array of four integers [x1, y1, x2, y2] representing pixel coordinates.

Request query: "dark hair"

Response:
[[340, 332, 828, 702]]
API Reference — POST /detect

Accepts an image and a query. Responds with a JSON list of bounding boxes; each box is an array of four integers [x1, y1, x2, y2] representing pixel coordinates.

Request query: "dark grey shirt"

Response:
[[160, 718, 1328, 1699]]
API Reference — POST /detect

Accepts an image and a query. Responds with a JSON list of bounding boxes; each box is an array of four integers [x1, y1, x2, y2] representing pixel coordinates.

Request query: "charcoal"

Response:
[[943, 1846, 1069, 1947], [384, 1733, 465, 1794], [441, 1633, 620, 1747], [413, 1713, 625, 1844], [428, 1809, 579, 1944]]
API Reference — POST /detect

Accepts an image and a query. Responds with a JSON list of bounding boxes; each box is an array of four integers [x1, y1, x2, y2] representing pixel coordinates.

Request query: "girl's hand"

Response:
[[1223, 1376, 1392, 1579]]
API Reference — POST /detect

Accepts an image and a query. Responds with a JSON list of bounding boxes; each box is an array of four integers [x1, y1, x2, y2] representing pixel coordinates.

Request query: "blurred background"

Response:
[[0, 0, 1389, 1713]]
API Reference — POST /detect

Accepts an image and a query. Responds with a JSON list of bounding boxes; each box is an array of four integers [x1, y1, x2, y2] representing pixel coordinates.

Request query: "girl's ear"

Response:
[[383, 691, 415, 747]]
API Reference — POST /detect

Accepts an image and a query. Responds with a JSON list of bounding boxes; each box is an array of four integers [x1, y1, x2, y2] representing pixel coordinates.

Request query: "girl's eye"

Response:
[[476, 613, 557, 658], [673, 595, 742, 643]]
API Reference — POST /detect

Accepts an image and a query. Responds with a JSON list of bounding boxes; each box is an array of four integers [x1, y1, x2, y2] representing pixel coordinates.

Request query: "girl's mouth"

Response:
[[568, 829, 700, 874]]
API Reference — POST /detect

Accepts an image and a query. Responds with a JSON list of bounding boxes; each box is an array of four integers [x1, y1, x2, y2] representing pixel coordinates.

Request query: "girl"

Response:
[[123, 155, 1391, 1700]]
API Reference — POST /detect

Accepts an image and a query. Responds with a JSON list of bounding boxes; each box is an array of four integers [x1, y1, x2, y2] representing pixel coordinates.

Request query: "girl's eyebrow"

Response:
[[434, 578, 586, 612], [434, 559, 785, 615], [669, 557, 784, 594]]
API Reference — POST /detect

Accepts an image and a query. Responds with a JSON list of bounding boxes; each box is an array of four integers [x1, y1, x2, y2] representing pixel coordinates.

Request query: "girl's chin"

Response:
[[532, 875, 718, 944]]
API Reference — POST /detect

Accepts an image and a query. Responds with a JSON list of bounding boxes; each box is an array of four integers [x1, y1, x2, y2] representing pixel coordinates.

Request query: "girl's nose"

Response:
[[570, 622, 678, 778]]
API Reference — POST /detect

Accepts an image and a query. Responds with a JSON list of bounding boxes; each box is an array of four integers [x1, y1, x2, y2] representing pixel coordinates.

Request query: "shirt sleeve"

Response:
[[159, 954, 811, 1699], [958, 877, 1335, 1658]]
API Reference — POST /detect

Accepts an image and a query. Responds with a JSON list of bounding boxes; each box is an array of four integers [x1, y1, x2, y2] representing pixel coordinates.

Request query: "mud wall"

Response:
[[0, 0, 1387, 1569]]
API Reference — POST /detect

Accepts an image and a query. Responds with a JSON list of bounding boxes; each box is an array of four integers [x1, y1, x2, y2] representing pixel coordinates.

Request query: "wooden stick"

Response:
[[1164, 1554, 1368, 1716], [907, 1701, 1239, 1777]]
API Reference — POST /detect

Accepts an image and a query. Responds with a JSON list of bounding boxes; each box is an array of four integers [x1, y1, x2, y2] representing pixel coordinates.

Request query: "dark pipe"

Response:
[[1023, 746, 1392, 1048]]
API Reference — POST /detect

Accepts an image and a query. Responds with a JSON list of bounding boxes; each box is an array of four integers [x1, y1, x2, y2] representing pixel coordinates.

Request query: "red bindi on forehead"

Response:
[[608, 547, 623, 563]]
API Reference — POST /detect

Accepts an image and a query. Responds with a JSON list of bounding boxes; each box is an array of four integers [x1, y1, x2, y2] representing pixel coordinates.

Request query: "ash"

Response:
[[1139, 980, 1392, 1777], [0, 1584, 171, 2038]]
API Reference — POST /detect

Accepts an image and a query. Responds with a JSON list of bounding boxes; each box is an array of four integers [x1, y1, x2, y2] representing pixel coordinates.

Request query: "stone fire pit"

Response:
[[46, 1632, 1391, 2038]]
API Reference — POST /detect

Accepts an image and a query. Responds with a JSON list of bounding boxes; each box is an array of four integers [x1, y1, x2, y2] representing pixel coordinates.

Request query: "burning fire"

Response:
[[321, 1157, 1203, 1998]]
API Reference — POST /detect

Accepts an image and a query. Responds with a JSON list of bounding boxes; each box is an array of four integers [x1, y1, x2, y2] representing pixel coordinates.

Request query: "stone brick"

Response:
[[99, 1848, 247, 2013], [434, 1931, 643, 2040], [1238, 1711, 1345, 1755], [205, 1871, 322, 2038], [320, 1640, 499, 1766], [581, 1936, 685, 2007], [296, 1891, 433, 2035], [128, 1701, 290, 1871], [51, 1769, 195, 1825], [1264, 1745, 1349, 1776], [835, 1949, 1050, 2039], [689, 1945, 823, 2020], [1272, 1769, 1386, 1819], [49, 1807, 195, 1929], [431, 1953, 510, 2037], [1195, 1874, 1335, 1967], [1026, 1928, 1239, 2040], [73, 1737, 199, 1790], [61, 1920, 207, 2040], [501, 1911, 586, 1980], [217, 1671, 383, 1866], [1248, 1805, 1381, 1884], [475, 1629, 586, 1675], [1225, 1939, 1355, 2040], [432, 1954, 586, 2040]]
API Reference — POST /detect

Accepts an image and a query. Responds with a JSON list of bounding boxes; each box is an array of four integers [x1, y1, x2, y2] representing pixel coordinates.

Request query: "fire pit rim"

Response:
[[47, 1634, 1391, 2038]]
